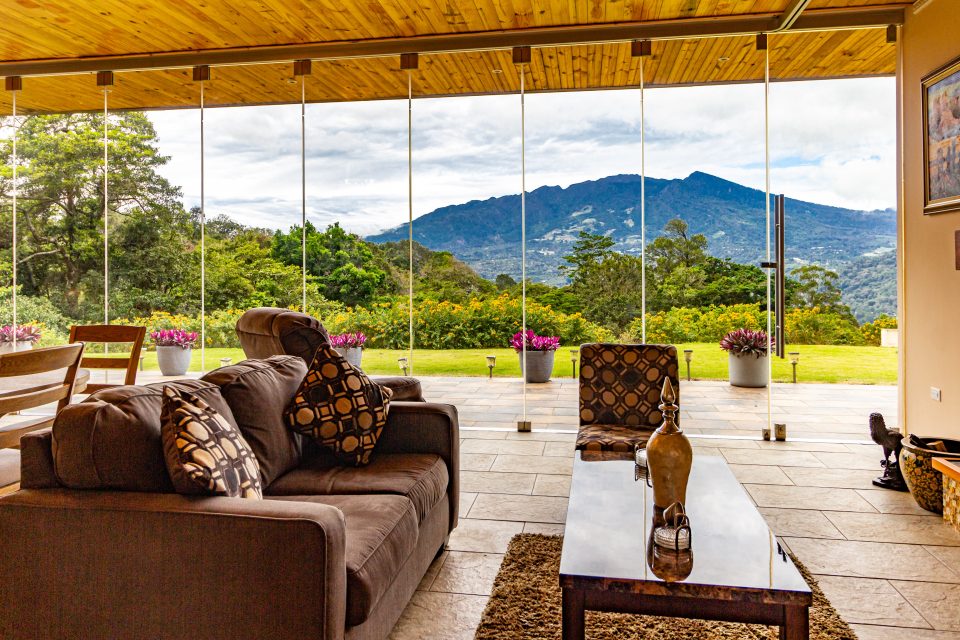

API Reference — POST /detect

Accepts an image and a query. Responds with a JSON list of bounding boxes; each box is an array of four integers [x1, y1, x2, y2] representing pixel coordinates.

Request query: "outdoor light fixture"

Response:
[[219, 357, 231, 368], [683, 349, 693, 381], [570, 348, 579, 378], [789, 351, 800, 384], [398, 357, 408, 376], [486, 355, 496, 379]]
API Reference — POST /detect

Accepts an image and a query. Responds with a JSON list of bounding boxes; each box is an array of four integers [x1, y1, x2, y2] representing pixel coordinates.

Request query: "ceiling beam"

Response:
[[0, 4, 906, 79], [774, 0, 813, 31]]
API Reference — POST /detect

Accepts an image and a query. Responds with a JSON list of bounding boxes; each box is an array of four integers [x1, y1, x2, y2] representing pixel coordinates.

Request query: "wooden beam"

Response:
[[775, 0, 813, 32], [0, 5, 906, 79]]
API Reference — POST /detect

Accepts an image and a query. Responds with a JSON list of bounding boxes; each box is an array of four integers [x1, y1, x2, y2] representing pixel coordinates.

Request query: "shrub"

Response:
[[859, 314, 897, 346], [0, 287, 73, 345]]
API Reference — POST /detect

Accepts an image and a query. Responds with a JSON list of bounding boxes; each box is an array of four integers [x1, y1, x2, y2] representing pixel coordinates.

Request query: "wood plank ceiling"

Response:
[[0, 0, 908, 113]]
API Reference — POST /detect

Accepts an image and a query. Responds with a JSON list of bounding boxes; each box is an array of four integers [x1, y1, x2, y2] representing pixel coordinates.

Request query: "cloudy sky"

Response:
[[148, 76, 895, 237]]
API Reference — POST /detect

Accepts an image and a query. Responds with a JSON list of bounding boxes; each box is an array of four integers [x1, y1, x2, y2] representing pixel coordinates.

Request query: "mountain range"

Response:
[[367, 172, 897, 320]]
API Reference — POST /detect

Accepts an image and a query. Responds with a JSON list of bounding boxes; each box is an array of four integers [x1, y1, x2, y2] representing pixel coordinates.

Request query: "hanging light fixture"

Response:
[[401, 52, 418, 377], [5, 76, 21, 351], [294, 59, 312, 313], [193, 65, 210, 372], [513, 45, 531, 433]]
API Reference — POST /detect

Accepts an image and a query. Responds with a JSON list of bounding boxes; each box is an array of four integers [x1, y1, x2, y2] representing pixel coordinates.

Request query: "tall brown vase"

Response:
[[645, 377, 693, 511]]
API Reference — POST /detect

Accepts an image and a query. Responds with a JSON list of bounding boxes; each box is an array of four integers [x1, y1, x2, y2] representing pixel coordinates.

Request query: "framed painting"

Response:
[[924, 55, 960, 214]]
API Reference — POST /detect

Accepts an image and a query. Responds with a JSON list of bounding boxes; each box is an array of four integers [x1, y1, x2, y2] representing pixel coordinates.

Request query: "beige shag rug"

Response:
[[474, 534, 857, 640]]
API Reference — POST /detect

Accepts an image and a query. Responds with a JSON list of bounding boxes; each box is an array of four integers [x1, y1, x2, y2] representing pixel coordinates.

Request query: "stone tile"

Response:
[[851, 624, 960, 640], [813, 452, 880, 470], [460, 439, 545, 456], [523, 522, 565, 535], [729, 464, 794, 485], [760, 440, 854, 453], [468, 493, 569, 524], [447, 518, 525, 554], [745, 484, 878, 512], [758, 507, 845, 539], [720, 449, 826, 468], [505, 431, 576, 441], [688, 437, 760, 449], [388, 591, 488, 640], [532, 474, 572, 497], [429, 551, 504, 596], [691, 446, 722, 457], [892, 581, 960, 631], [460, 471, 536, 495], [491, 454, 574, 475], [417, 552, 448, 591], [542, 441, 575, 457], [784, 538, 960, 583], [459, 492, 477, 518], [815, 575, 930, 627], [458, 429, 509, 440], [782, 466, 879, 489], [858, 489, 937, 515], [461, 454, 496, 472], [927, 546, 960, 574], [825, 512, 959, 546]]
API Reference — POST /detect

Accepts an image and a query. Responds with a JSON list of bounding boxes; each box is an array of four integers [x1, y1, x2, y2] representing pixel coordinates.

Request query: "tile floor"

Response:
[[386, 378, 959, 640]]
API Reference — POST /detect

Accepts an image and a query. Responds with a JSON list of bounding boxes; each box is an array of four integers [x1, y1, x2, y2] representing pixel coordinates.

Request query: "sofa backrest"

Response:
[[235, 307, 330, 366]]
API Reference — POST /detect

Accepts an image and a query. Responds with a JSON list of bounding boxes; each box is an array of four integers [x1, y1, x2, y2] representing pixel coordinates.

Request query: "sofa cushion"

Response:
[[576, 423, 654, 453], [266, 452, 448, 524], [161, 387, 263, 499], [285, 345, 392, 467], [52, 379, 233, 492], [202, 356, 307, 486], [270, 493, 419, 626]]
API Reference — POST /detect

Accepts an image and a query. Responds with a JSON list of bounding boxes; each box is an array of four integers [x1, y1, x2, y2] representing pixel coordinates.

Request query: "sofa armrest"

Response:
[[378, 401, 460, 532], [0, 489, 347, 640]]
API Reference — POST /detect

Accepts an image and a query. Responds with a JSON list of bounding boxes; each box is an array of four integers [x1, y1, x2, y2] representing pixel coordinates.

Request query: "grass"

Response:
[[146, 343, 898, 385]]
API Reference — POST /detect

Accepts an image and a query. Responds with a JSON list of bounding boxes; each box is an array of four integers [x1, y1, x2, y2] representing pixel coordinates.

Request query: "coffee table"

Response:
[[559, 451, 812, 639]]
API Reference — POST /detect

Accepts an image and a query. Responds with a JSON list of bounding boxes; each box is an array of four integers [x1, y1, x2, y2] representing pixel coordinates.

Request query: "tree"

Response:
[[576, 253, 646, 331], [559, 231, 615, 287], [495, 273, 517, 290], [790, 265, 845, 312], [646, 218, 708, 276]]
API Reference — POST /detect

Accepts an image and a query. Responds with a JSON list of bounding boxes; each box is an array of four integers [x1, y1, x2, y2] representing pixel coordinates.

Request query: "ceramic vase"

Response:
[[334, 347, 363, 370], [0, 341, 34, 354], [156, 346, 192, 376], [899, 437, 960, 514], [728, 352, 768, 388], [645, 377, 693, 510], [519, 350, 554, 383]]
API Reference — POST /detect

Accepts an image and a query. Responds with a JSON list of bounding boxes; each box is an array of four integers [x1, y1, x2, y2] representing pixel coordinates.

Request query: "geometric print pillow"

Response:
[[284, 344, 393, 467], [160, 386, 263, 499]]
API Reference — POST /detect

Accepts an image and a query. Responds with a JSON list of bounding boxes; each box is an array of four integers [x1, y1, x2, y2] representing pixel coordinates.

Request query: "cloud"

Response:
[[148, 76, 895, 235]]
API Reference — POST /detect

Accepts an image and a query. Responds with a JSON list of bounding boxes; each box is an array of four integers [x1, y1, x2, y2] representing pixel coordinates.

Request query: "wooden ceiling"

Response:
[[0, 0, 910, 113]]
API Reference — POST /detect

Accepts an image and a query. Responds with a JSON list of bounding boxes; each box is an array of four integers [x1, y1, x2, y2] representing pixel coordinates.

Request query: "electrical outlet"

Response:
[[931, 387, 942, 402]]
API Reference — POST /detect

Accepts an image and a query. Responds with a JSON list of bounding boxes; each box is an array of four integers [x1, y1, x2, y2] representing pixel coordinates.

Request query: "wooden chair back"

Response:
[[68, 324, 146, 392], [0, 342, 85, 452]]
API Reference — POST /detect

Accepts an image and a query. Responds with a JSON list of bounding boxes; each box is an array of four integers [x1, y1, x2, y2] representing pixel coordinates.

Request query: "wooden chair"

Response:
[[0, 342, 85, 452], [69, 324, 146, 393]]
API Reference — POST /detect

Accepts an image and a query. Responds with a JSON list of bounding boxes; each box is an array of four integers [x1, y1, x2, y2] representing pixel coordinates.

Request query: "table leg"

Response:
[[562, 587, 585, 640], [780, 605, 809, 640]]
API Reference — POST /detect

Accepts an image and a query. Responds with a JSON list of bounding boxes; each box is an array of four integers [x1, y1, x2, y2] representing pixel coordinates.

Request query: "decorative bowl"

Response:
[[899, 436, 960, 514]]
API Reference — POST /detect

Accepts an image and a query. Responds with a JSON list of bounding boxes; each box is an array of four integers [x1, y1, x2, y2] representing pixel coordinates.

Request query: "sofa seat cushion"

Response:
[[0, 449, 20, 488], [576, 423, 654, 453], [270, 493, 419, 626], [266, 453, 448, 524], [369, 376, 423, 402]]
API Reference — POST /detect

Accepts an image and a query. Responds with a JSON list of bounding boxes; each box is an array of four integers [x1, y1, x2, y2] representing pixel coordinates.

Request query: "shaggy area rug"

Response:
[[474, 534, 857, 640]]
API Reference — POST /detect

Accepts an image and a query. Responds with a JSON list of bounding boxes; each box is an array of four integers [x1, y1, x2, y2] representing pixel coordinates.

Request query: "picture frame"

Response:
[[923, 55, 960, 214]]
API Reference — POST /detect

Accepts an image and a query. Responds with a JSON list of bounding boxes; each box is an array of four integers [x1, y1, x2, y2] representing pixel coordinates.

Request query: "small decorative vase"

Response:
[[728, 352, 768, 388], [156, 346, 192, 376], [519, 350, 554, 383], [334, 347, 363, 370], [899, 437, 960, 514], [0, 341, 33, 354], [645, 377, 693, 510]]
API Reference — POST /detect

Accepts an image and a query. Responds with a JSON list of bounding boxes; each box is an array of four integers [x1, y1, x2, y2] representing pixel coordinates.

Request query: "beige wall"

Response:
[[902, 0, 960, 438]]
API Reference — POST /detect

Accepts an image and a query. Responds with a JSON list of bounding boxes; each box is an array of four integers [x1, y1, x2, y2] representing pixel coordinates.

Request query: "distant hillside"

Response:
[[368, 172, 897, 319], [839, 250, 897, 322]]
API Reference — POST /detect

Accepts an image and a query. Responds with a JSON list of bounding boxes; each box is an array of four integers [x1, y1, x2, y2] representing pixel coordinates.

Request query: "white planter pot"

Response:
[[334, 347, 363, 370], [0, 341, 34, 354], [519, 350, 555, 383], [728, 352, 768, 388], [157, 346, 192, 376]]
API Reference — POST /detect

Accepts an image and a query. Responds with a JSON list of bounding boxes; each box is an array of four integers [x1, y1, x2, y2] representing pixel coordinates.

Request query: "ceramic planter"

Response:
[[334, 347, 363, 370], [156, 346, 192, 376], [519, 350, 555, 383], [899, 437, 960, 514], [0, 341, 34, 354], [728, 352, 768, 388]]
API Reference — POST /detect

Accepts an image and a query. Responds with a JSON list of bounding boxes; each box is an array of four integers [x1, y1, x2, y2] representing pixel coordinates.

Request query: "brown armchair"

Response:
[[577, 343, 680, 453], [235, 307, 424, 401]]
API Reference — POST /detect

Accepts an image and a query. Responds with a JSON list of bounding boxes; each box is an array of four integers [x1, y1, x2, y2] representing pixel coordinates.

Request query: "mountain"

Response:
[[367, 172, 897, 318]]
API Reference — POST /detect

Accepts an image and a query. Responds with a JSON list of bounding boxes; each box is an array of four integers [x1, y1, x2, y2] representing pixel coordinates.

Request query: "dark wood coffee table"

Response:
[[559, 452, 812, 639]]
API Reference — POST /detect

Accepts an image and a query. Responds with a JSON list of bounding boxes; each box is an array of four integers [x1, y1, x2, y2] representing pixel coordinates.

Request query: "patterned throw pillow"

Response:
[[161, 386, 263, 499], [285, 345, 393, 466]]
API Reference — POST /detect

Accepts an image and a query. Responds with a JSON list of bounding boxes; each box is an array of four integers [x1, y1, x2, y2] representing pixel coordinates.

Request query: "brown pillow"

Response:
[[285, 345, 393, 466], [161, 386, 263, 499]]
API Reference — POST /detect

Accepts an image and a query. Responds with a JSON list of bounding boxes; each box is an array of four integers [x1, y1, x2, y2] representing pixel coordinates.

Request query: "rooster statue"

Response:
[[869, 412, 907, 491]]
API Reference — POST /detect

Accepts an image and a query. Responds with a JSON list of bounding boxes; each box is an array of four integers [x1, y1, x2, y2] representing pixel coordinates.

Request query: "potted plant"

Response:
[[0, 324, 42, 354], [510, 330, 560, 383], [151, 329, 198, 376], [330, 332, 366, 369], [720, 328, 772, 388]]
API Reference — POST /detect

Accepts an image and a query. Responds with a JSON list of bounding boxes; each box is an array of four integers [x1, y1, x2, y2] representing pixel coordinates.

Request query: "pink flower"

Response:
[[151, 329, 198, 349], [510, 330, 560, 352]]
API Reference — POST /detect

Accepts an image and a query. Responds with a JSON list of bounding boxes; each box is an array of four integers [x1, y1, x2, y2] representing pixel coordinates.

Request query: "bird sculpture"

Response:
[[868, 412, 907, 491]]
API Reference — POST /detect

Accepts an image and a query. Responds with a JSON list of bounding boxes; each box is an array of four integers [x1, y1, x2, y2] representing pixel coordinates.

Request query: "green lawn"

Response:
[[149, 343, 898, 385]]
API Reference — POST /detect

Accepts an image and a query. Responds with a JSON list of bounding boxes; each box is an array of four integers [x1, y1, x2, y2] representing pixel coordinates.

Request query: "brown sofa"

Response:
[[0, 355, 459, 640], [235, 307, 424, 402]]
